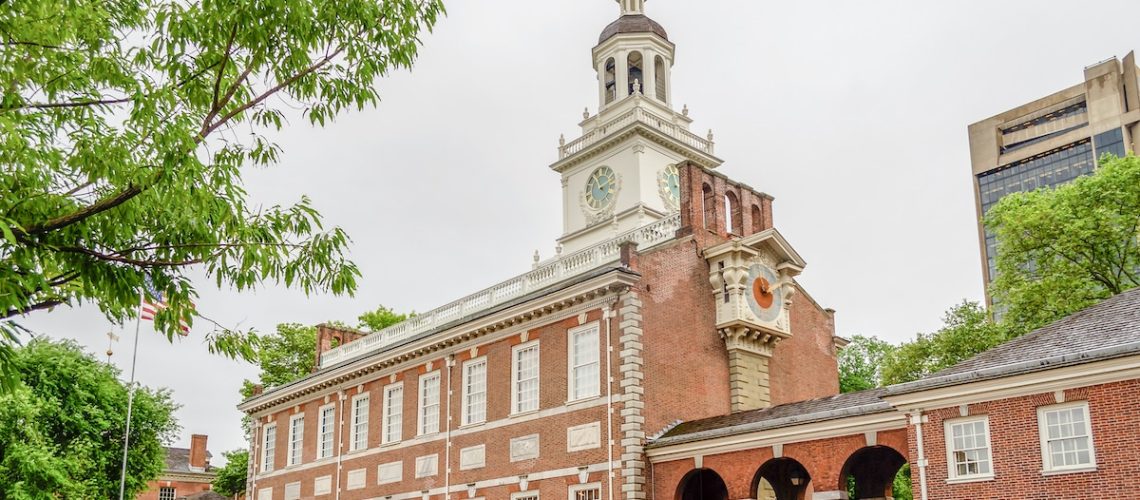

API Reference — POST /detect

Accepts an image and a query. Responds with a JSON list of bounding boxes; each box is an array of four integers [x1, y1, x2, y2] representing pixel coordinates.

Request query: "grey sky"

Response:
[[20, 0, 1140, 456]]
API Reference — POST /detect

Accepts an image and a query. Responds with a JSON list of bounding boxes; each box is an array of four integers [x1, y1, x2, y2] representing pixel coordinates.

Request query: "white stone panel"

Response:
[[415, 454, 439, 478], [567, 421, 602, 452], [314, 475, 332, 495], [377, 461, 403, 485], [257, 487, 273, 500], [284, 482, 300, 500], [510, 434, 540, 461], [347, 468, 367, 490], [460, 444, 486, 470]]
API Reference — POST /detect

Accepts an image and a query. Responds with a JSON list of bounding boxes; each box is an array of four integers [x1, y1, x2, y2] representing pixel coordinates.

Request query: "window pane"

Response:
[[515, 344, 540, 413]]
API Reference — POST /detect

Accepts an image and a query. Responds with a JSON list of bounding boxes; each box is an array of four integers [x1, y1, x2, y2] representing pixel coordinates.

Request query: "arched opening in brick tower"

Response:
[[752, 457, 811, 500], [838, 446, 909, 500], [676, 468, 729, 500]]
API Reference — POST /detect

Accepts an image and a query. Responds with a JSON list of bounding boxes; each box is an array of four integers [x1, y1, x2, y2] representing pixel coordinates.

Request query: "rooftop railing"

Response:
[[318, 214, 682, 368], [559, 106, 714, 159]]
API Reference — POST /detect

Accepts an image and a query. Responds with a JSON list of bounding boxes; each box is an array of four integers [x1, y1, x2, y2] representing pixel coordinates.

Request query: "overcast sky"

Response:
[[19, 0, 1140, 457]]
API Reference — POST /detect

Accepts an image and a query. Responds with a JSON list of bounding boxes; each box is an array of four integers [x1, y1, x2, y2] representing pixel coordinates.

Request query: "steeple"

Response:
[[618, 0, 646, 15]]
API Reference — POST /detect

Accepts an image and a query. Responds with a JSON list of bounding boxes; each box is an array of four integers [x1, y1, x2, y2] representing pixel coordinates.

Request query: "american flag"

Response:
[[141, 277, 191, 335]]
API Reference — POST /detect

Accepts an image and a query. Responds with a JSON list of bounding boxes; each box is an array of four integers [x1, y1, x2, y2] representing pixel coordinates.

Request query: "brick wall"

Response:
[[915, 379, 1140, 500], [138, 479, 213, 500]]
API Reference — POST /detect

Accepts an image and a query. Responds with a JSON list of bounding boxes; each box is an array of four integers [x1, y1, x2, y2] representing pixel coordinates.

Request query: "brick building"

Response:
[[648, 288, 1140, 500], [139, 434, 218, 500], [237, 1, 843, 499]]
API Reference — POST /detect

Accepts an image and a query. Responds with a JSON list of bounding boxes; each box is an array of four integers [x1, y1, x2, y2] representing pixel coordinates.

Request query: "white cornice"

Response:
[[645, 411, 906, 464], [883, 355, 1140, 411], [238, 271, 638, 414], [551, 121, 722, 173]]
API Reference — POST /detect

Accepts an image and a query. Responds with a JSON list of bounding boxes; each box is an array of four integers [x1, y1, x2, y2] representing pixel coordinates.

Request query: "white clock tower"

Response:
[[551, 0, 722, 254]]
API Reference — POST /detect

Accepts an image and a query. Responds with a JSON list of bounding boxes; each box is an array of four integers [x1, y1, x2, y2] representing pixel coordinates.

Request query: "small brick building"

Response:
[[138, 434, 218, 500], [648, 288, 1140, 500]]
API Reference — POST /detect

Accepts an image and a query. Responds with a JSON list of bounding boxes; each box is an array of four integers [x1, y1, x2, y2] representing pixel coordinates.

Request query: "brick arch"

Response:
[[751, 457, 811, 500], [676, 468, 730, 500], [837, 446, 908, 500]]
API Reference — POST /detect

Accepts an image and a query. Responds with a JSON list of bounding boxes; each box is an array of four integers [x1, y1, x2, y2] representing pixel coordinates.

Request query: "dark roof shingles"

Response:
[[598, 15, 669, 44]]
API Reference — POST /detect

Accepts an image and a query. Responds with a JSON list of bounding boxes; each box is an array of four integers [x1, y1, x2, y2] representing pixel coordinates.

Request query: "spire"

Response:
[[618, 0, 645, 15]]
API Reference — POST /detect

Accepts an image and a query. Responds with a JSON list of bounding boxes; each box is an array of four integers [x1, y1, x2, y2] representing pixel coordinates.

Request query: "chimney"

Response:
[[190, 434, 208, 470]]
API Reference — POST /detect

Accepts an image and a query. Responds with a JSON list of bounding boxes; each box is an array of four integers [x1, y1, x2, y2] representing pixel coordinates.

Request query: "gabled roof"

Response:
[[649, 389, 892, 448], [886, 287, 1140, 396], [163, 447, 213, 474]]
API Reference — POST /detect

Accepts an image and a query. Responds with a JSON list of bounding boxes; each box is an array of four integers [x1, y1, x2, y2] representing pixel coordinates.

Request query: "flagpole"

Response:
[[118, 291, 144, 500]]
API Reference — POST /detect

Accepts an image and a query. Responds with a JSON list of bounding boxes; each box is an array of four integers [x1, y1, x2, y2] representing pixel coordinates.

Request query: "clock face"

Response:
[[658, 164, 680, 208], [585, 167, 618, 210], [746, 264, 783, 322]]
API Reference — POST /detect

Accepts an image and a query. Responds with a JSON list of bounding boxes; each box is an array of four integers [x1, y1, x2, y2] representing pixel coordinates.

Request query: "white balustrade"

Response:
[[559, 107, 714, 159], [318, 214, 683, 368]]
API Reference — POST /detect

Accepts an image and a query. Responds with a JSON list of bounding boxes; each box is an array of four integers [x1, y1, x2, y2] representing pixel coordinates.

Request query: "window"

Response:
[[511, 493, 539, 500], [945, 417, 993, 480], [725, 191, 742, 235], [751, 205, 763, 233], [287, 414, 305, 466], [702, 183, 716, 230], [350, 394, 370, 451], [159, 487, 176, 500], [654, 56, 667, 102], [627, 51, 643, 95], [419, 372, 441, 435], [318, 404, 335, 459], [512, 341, 541, 414], [570, 483, 601, 500], [463, 358, 488, 425], [383, 383, 403, 444], [569, 324, 600, 401], [1038, 402, 1096, 472], [604, 58, 617, 104], [261, 423, 276, 472]]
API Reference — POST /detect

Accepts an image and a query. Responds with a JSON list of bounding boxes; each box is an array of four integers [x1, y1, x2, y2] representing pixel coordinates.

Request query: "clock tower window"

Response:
[[654, 56, 667, 102], [604, 58, 617, 104], [627, 51, 644, 96], [725, 191, 742, 235]]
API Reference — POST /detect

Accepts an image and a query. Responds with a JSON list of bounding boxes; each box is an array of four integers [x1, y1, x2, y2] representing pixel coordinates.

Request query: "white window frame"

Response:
[[944, 416, 994, 482], [1038, 401, 1097, 473], [568, 322, 601, 402], [261, 423, 277, 473], [158, 487, 177, 500], [350, 393, 370, 452], [317, 403, 336, 460], [287, 413, 305, 467], [511, 340, 541, 414], [569, 483, 602, 500], [418, 371, 441, 435], [382, 382, 403, 445], [462, 357, 488, 426], [511, 492, 540, 500]]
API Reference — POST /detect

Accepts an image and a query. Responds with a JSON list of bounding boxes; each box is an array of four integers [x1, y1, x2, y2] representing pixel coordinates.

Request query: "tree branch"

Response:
[[56, 245, 211, 267], [212, 25, 239, 112], [3, 300, 64, 319]]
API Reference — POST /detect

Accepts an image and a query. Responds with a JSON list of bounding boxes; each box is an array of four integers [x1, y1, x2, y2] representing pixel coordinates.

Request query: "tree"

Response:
[[212, 449, 248, 498], [881, 301, 1013, 385], [0, 339, 179, 498], [239, 305, 411, 398], [837, 335, 896, 393], [985, 154, 1140, 330], [0, 0, 446, 383]]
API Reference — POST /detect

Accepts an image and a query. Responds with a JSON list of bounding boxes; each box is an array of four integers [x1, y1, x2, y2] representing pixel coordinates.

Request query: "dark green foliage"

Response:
[[0, 339, 179, 498], [0, 0, 446, 385], [838, 335, 895, 393], [212, 449, 248, 498], [881, 301, 1014, 385]]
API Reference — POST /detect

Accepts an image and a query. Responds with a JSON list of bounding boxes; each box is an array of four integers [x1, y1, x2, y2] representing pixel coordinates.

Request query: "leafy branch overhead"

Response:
[[0, 1, 445, 365]]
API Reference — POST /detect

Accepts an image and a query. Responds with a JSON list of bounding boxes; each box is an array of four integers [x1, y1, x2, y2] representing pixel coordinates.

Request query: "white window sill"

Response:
[[458, 421, 486, 430], [946, 474, 994, 484], [380, 440, 401, 448], [1042, 465, 1097, 476], [566, 395, 601, 407], [509, 409, 540, 419]]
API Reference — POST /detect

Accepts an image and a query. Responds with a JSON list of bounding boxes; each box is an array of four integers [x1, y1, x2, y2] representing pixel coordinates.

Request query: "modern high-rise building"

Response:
[[968, 52, 1140, 299]]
